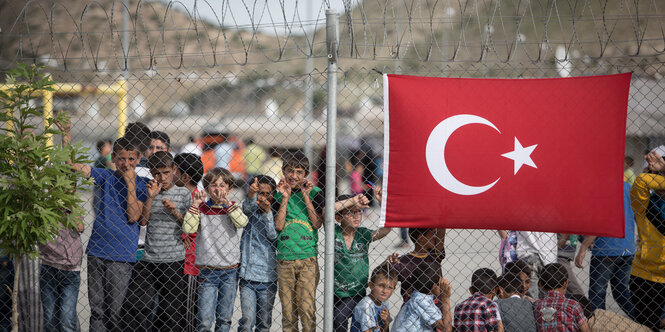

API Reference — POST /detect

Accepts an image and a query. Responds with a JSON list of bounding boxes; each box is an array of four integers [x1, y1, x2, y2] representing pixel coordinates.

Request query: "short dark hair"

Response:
[[112, 137, 139, 155], [335, 194, 355, 216], [148, 151, 174, 169], [125, 122, 151, 153], [471, 268, 498, 295], [150, 131, 171, 148], [269, 146, 281, 158], [96, 140, 109, 153], [499, 272, 523, 295], [505, 260, 532, 277], [408, 262, 440, 294], [539, 263, 568, 291], [282, 152, 310, 173], [252, 174, 277, 191], [408, 228, 433, 245], [203, 167, 234, 189], [174, 153, 203, 185], [371, 262, 398, 284]]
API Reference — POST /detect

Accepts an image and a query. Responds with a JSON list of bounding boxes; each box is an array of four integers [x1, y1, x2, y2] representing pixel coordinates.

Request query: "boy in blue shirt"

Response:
[[65, 127, 149, 332], [350, 263, 398, 332], [238, 175, 279, 332], [393, 262, 453, 332]]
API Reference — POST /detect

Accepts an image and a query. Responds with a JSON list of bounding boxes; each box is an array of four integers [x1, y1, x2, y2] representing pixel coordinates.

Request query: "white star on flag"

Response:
[[501, 137, 538, 175]]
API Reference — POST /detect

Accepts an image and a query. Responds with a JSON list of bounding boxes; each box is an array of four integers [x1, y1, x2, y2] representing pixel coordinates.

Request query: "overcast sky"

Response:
[[159, 0, 348, 33]]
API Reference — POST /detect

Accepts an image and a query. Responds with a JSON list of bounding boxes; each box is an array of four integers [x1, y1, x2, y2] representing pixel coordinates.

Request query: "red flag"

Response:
[[381, 73, 631, 237]]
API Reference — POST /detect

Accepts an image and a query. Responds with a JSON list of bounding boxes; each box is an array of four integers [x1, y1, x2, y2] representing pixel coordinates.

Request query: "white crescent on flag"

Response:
[[425, 114, 501, 195]]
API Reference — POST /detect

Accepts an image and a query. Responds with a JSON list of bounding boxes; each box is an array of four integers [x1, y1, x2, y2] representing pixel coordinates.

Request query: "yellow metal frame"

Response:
[[0, 79, 129, 145]]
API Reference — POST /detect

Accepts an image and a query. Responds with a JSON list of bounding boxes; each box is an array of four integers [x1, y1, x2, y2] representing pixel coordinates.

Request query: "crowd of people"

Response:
[[1, 118, 665, 332]]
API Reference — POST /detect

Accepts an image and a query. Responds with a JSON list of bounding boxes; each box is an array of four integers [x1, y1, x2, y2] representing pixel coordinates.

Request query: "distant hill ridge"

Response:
[[2, 1, 664, 71]]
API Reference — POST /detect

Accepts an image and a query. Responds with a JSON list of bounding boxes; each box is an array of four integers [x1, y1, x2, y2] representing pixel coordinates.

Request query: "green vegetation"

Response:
[[0, 64, 90, 331]]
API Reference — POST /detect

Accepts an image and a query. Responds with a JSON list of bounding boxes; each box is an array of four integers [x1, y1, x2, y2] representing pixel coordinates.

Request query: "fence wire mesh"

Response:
[[1, 0, 665, 331]]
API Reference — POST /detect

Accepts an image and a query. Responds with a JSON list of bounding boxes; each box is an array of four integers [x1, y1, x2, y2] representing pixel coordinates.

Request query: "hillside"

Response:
[[334, 0, 665, 75], [0, 0, 310, 120], [1, 0, 663, 125]]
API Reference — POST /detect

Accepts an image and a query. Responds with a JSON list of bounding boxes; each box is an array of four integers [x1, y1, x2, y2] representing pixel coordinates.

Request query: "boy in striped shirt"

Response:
[[121, 151, 192, 330]]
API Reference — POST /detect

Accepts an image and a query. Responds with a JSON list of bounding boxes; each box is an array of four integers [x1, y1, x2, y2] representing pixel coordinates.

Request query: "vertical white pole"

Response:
[[303, 1, 315, 169], [121, 0, 131, 124], [323, 8, 339, 332], [122, 0, 130, 77]]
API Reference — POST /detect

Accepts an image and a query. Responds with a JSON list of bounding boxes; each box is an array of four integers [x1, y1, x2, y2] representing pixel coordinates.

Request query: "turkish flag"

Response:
[[381, 73, 631, 237]]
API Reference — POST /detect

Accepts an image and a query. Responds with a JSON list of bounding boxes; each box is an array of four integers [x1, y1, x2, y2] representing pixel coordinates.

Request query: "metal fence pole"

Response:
[[303, 0, 315, 168], [116, 79, 128, 138], [323, 8, 339, 332], [304, 56, 314, 170], [122, 0, 130, 75]]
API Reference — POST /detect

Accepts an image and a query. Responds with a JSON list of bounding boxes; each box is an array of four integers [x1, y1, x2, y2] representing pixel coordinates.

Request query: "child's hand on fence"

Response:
[[373, 185, 382, 205], [386, 252, 399, 264], [182, 235, 193, 250], [192, 191, 206, 207], [380, 307, 390, 325], [122, 168, 137, 185], [352, 194, 369, 209], [277, 179, 291, 198], [436, 278, 452, 299], [646, 151, 665, 173], [146, 179, 162, 199], [217, 192, 232, 208], [301, 179, 314, 196], [257, 196, 272, 213], [162, 198, 179, 217], [248, 177, 259, 198]]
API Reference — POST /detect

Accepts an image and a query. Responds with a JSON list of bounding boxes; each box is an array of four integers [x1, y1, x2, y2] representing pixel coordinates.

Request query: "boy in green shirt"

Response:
[[333, 188, 392, 332], [274, 153, 324, 332]]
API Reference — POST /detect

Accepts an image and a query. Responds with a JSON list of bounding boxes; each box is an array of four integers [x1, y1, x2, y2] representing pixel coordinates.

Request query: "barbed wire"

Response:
[[1, 0, 665, 73]]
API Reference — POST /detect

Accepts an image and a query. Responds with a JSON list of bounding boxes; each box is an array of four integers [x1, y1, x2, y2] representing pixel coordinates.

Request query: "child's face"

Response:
[[101, 142, 112, 156], [518, 272, 530, 295], [418, 230, 437, 250], [146, 138, 169, 158], [337, 208, 362, 229], [369, 277, 396, 304], [206, 177, 232, 204], [282, 166, 307, 189], [256, 183, 275, 210], [112, 149, 140, 175], [150, 166, 175, 191], [173, 167, 187, 187]]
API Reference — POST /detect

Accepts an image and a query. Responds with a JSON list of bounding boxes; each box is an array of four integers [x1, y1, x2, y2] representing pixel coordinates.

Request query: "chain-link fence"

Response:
[[1, 0, 665, 331]]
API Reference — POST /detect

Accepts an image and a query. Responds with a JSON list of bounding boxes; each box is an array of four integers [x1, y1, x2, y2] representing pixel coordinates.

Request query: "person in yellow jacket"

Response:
[[629, 150, 665, 331]]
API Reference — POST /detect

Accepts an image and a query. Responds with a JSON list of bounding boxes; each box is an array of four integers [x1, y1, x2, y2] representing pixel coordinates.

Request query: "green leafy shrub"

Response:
[[0, 63, 91, 331]]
